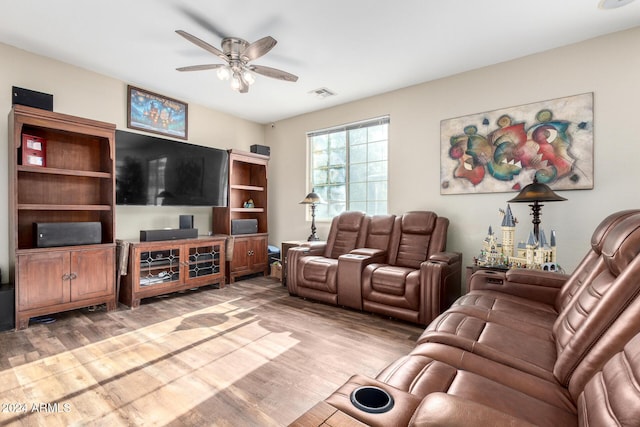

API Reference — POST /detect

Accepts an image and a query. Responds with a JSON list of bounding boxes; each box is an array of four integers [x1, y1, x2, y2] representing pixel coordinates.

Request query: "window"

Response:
[[307, 116, 389, 220]]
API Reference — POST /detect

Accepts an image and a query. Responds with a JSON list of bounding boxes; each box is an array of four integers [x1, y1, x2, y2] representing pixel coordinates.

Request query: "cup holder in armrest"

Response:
[[350, 386, 394, 414]]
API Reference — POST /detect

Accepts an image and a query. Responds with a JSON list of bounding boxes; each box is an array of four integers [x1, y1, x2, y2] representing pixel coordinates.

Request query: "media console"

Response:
[[120, 235, 226, 308]]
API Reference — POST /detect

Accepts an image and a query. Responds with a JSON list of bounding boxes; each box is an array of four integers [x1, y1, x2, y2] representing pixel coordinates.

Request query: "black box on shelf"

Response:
[[250, 144, 270, 156], [12, 86, 53, 111], [34, 222, 102, 247], [231, 219, 258, 235]]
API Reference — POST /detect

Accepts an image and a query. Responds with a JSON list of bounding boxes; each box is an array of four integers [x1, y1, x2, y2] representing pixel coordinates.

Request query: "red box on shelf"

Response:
[[21, 134, 46, 167]]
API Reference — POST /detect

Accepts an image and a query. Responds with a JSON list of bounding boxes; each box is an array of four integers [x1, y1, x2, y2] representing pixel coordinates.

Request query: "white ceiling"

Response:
[[1, 0, 639, 124]]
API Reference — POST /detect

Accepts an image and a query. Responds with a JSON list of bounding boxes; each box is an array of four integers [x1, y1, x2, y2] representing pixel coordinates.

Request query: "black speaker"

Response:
[[250, 144, 270, 156], [179, 215, 194, 229], [0, 284, 14, 331], [231, 219, 258, 235], [12, 86, 53, 111], [140, 228, 198, 242], [34, 222, 102, 247]]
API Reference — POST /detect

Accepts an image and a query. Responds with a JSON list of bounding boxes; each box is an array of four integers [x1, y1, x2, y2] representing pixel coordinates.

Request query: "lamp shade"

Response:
[[299, 190, 325, 205], [508, 177, 567, 203]]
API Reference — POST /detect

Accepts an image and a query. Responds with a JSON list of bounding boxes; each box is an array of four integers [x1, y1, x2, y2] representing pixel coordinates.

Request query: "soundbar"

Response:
[[140, 228, 198, 242], [34, 222, 102, 247]]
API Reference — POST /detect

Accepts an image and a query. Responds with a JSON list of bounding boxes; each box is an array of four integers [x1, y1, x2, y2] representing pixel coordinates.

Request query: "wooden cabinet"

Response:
[[9, 105, 117, 329], [213, 149, 269, 283], [120, 236, 226, 308], [229, 234, 268, 282]]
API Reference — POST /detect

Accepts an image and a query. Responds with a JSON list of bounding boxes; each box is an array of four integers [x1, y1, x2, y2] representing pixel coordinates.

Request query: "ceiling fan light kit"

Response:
[[176, 30, 298, 93]]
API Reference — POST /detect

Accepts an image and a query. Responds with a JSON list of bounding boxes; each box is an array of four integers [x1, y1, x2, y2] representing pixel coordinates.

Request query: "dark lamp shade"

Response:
[[299, 191, 325, 205], [508, 179, 567, 203]]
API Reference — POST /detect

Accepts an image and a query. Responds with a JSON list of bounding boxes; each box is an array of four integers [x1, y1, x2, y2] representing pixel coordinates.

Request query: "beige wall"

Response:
[[266, 26, 640, 281], [0, 43, 264, 280], [2, 27, 640, 288]]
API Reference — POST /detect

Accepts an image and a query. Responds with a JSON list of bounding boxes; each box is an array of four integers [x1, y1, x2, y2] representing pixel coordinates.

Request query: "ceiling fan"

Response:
[[175, 30, 298, 93]]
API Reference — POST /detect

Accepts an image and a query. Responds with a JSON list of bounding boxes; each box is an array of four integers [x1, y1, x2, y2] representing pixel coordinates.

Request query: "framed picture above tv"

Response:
[[127, 85, 188, 140]]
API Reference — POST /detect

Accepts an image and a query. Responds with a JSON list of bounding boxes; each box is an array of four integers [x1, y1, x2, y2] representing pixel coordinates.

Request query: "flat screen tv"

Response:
[[115, 130, 228, 206]]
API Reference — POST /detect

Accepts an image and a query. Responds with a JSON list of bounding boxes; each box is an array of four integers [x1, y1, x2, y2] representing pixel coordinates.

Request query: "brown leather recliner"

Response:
[[290, 211, 640, 427], [286, 211, 368, 305], [361, 211, 462, 325]]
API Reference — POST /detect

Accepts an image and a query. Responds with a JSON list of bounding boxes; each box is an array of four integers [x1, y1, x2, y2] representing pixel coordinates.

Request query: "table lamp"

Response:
[[508, 176, 567, 242], [299, 189, 325, 241]]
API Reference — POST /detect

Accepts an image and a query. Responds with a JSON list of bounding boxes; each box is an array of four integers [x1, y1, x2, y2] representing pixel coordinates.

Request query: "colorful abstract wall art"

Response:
[[440, 93, 593, 195]]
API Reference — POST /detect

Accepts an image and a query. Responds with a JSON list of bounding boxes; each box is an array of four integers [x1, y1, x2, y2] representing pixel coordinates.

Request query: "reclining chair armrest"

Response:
[[428, 251, 462, 266], [468, 268, 569, 306], [337, 250, 387, 310], [286, 244, 326, 296], [350, 247, 387, 261], [420, 251, 463, 325]]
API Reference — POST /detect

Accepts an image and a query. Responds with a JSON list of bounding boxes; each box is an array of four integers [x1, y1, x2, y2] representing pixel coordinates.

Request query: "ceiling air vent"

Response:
[[309, 87, 336, 99]]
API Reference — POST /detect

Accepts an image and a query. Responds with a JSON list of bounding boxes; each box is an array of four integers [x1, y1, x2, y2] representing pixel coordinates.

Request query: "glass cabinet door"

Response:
[[186, 243, 222, 280], [138, 247, 181, 287]]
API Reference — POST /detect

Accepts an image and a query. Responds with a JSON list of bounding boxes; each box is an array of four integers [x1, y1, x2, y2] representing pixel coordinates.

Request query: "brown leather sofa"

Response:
[[287, 211, 463, 325], [290, 210, 640, 426]]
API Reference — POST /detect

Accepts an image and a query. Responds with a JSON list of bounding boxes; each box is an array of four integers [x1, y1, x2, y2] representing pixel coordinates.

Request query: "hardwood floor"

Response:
[[0, 277, 423, 426]]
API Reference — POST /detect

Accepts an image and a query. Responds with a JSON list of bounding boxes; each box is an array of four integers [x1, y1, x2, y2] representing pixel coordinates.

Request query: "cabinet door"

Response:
[[250, 236, 268, 268], [70, 247, 115, 301], [136, 246, 182, 290], [230, 238, 251, 273], [17, 251, 70, 310], [184, 241, 224, 286]]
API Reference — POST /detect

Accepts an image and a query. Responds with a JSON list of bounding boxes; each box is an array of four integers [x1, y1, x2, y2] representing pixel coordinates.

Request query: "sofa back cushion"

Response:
[[324, 211, 367, 259], [552, 213, 640, 385], [556, 209, 640, 312], [364, 214, 396, 254], [389, 211, 438, 269]]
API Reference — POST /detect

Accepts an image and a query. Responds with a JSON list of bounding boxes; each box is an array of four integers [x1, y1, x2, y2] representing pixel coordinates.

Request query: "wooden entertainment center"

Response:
[[119, 236, 226, 308], [8, 105, 117, 330], [7, 107, 270, 329]]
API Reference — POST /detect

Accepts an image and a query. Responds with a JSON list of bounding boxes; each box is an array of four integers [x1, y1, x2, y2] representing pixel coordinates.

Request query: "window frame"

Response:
[[306, 115, 390, 221]]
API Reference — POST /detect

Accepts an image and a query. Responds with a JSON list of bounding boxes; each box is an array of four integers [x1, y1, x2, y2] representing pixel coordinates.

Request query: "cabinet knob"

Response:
[[69, 273, 77, 280], [62, 274, 70, 281]]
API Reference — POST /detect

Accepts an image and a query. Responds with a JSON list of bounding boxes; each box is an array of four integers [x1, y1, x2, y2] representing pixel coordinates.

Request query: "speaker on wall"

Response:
[[179, 215, 194, 229]]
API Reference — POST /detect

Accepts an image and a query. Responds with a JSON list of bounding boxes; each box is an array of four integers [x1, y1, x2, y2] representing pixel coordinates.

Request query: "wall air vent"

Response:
[[309, 87, 336, 99]]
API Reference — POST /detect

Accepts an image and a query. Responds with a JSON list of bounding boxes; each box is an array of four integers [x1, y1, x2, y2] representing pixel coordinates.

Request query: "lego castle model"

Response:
[[476, 204, 562, 272]]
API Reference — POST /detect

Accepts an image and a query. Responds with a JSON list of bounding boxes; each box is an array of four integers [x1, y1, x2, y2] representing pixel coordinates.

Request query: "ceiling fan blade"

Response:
[[175, 30, 228, 61], [175, 5, 228, 40], [250, 65, 298, 82], [176, 64, 225, 72], [241, 36, 277, 62]]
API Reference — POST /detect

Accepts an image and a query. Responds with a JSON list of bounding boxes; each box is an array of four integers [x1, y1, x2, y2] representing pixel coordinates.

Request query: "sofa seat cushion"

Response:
[[299, 256, 339, 293], [378, 342, 575, 412], [417, 311, 557, 381], [363, 265, 420, 311], [371, 349, 576, 426]]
